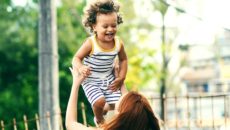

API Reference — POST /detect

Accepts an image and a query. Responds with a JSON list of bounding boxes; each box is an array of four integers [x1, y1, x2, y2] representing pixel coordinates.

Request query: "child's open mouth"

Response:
[[105, 32, 114, 38]]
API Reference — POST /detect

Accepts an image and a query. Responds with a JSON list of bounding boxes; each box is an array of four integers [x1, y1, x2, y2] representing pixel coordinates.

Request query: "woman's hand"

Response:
[[69, 66, 85, 84], [78, 65, 91, 78]]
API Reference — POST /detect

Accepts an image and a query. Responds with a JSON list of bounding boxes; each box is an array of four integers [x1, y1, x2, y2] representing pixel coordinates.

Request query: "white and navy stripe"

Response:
[[81, 35, 122, 106]]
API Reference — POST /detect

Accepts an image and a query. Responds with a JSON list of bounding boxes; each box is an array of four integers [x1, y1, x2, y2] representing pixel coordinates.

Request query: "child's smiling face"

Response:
[[93, 12, 118, 43]]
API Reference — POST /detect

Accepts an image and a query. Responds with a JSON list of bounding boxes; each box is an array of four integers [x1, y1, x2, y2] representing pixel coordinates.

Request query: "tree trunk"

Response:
[[38, 0, 60, 129]]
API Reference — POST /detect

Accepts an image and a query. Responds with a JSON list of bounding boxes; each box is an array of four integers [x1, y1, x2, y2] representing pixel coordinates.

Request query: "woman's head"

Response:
[[103, 91, 160, 130], [82, 0, 123, 34]]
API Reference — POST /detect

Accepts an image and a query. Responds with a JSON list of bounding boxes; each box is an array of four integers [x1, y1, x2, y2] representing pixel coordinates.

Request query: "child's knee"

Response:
[[93, 98, 106, 109]]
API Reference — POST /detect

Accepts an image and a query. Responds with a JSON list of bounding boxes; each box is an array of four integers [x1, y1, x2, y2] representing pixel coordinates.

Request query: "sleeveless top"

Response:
[[83, 35, 122, 80]]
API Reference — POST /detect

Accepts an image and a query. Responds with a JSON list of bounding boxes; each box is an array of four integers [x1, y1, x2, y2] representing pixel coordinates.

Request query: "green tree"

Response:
[[57, 0, 95, 126], [0, 1, 39, 128], [0, 0, 94, 128], [0, 0, 162, 128], [119, 0, 158, 90]]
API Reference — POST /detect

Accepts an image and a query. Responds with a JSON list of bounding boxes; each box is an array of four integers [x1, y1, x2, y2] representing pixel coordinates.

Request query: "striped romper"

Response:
[[81, 35, 122, 106]]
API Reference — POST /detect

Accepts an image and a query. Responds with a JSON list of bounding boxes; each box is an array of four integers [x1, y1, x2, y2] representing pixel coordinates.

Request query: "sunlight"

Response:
[[12, 0, 28, 6], [203, 0, 230, 29]]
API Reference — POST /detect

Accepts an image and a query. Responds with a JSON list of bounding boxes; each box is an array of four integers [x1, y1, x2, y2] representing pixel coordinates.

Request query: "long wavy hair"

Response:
[[102, 91, 160, 130]]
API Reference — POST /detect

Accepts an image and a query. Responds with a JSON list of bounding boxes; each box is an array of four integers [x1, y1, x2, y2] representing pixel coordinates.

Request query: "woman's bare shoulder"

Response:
[[67, 122, 103, 130], [86, 126, 103, 130]]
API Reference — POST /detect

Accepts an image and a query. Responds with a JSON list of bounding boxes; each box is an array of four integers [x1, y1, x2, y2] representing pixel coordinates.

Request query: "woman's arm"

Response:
[[65, 67, 94, 130]]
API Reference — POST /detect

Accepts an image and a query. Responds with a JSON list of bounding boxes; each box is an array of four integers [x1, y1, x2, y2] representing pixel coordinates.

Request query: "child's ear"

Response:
[[92, 24, 96, 32], [92, 25, 97, 34]]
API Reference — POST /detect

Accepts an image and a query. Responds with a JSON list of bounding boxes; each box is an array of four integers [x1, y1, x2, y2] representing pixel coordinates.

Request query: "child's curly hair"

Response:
[[82, 0, 123, 32]]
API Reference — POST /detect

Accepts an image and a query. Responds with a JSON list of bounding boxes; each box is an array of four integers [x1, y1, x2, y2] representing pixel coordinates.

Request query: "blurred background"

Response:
[[0, 0, 230, 129]]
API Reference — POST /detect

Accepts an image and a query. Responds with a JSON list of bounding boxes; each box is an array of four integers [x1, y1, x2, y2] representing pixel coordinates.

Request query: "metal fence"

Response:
[[0, 103, 87, 130], [0, 112, 64, 130], [1, 94, 230, 130], [148, 93, 230, 130]]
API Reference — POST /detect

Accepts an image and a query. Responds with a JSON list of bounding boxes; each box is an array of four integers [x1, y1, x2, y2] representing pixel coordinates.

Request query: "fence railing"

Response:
[[0, 112, 63, 130], [0, 102, 88, 130], [148, 92, 230, 130], [1, 93, 230, 130]]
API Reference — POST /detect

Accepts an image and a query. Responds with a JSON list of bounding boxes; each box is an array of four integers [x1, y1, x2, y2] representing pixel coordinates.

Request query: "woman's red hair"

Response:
[[103, 91, 160, 130]]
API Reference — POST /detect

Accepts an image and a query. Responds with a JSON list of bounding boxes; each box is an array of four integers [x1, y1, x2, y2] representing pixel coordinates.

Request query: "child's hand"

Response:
[[109, 77, 124, 92], [79, 65, 91, 78]]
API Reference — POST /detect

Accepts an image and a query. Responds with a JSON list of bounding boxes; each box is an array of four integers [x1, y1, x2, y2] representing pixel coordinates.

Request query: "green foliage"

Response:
[[126, 46, 159, 90], [0, 0, 94, 127], [0, 0, 161, 127], [0, 2, 38, 124], [117, 0, 161, 90], [152, 0, 169, 16], [57, 0, 94, 126]]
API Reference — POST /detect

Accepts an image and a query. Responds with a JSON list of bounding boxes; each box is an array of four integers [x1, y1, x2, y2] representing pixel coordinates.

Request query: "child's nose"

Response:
[[108, 26, 114, 31]]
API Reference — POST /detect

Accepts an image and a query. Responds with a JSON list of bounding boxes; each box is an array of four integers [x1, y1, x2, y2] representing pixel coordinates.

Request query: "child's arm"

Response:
[[109, 43, 128, 91], [72, 39, 92, 77], [117, 43, 128, 81]]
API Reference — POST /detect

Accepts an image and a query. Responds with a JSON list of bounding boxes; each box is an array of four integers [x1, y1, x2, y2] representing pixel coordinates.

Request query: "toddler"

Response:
[[72, 0, 128, 125]]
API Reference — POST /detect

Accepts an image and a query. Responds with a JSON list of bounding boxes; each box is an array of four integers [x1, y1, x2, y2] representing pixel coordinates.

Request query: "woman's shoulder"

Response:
[[67, 122, 102, 130], [84, 126, 103, 130]]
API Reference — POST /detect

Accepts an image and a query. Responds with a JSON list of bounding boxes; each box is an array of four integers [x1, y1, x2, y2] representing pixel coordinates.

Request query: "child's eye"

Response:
[[103, 26, 108, 28], [112, 25, 117, 28]]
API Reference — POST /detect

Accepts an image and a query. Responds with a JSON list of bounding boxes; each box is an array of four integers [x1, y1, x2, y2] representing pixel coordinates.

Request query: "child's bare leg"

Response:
[[103, 103, 115, 121], [103, 103, 115, 114], [92, 97, 106, 125], [103, 85, 127, 115], [103, 103, 109, 115]]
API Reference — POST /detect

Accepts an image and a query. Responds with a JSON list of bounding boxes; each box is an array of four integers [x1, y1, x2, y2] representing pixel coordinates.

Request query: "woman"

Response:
[[66, 67, 160, 130]]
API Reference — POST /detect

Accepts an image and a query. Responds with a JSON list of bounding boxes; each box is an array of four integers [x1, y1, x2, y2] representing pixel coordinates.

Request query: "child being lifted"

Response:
[[72, 0, 128, 126]]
